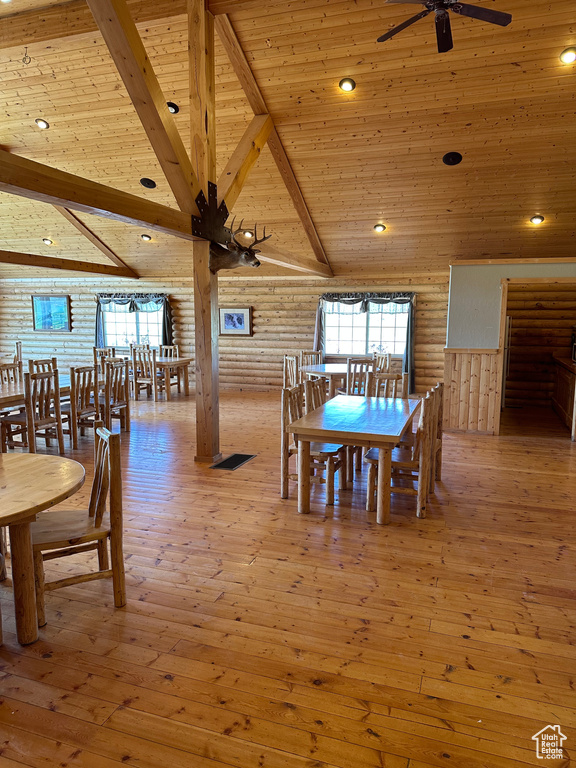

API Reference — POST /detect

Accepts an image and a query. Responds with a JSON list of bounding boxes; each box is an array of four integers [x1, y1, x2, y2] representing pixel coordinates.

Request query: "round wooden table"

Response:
[[0, 453, 85, 644]]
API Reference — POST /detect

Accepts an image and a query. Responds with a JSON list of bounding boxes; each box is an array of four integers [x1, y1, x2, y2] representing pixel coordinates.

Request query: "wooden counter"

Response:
[[552, 356, 576, 440]]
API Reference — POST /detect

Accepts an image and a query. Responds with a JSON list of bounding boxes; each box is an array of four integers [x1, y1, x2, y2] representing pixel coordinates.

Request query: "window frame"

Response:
[[102, 306, 164, 350], [321, 300, 409, 359]]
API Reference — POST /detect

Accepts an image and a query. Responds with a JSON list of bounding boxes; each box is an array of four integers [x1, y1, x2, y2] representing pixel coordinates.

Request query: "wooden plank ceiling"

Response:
[[0, 0, 574, 279]]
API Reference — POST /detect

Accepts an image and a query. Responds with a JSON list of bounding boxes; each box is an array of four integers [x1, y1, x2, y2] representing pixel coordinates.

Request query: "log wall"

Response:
[[0, 274, 448, 392], [505, 283, 576, 408]]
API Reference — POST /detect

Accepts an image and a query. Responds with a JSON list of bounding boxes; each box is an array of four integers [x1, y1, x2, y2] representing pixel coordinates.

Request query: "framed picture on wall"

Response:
[[219, 306, 253, 337], [31, 295, 72, 332]]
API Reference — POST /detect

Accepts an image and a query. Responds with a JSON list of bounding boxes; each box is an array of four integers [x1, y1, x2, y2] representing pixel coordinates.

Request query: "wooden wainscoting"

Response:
[[443, 348, 503, 434]]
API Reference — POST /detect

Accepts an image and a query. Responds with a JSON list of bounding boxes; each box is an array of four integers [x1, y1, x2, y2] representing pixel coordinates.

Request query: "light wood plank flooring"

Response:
[[0, 394, 575, 768]]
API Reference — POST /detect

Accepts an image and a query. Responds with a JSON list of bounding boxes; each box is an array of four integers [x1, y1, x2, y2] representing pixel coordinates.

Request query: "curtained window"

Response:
[[95, 293, 173, 349], [314, 292, 416, 390]]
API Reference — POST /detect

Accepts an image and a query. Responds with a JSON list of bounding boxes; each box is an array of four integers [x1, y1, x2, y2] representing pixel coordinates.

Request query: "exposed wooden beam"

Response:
[[53, 205, 139, 278], [257, 244, 333, 278], [189, 1, 216, 191], [214, 14, 331, 271], [86, 0, 201, 215], [190, 0, 221, 464], [0, 150, 197, 242], [217, 114, 273, 211], [0, 0, 254, 52], [0, 250, 137, 278]]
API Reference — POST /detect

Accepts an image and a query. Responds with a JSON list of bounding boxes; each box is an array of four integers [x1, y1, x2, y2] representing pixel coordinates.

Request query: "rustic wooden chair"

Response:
[[0, 341, 22, 366], [102, 360, 130, 431], [337, 358, 371, 396], [93, 346, 116, 376], [364, 389, 434, 518], [28, 356, 58, 374], [158, 344, 181, 394], [0, 360, 22, 386], [430, 381, 444, 491], [0, 369, 65, 454], [31, 421, 126, 626], [61, 365, 100, 449], [283, 355, 300, 388], [281, 383, 346, 504], [304, 377, 331, 412], [366, 371, 408, 399], [373, 351, 391, 373], [299, 350, 322, 382], [132, 347, 157, 400]]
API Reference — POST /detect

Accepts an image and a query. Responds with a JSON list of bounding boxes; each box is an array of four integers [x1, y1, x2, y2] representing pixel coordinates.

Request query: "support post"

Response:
[[189, 0, 220, 462], [193, 240, 221, 462]]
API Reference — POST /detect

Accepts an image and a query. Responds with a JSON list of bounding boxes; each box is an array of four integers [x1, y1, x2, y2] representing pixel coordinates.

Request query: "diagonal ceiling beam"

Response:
[[217, 113, 273, 211], [86, 0, 201, 215], [257, 244, 332, 278], [214, 14, 331, 271], [0, 149, 196, 240], [53, 205, 139, 278], [0, 249, 138, 278], [0, 150, 330, 276]]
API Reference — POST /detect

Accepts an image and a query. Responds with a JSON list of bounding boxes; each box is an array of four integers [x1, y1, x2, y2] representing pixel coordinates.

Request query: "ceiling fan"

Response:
[[377, 0, 512, 53]]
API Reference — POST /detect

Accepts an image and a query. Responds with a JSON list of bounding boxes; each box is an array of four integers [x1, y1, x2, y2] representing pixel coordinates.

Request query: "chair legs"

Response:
[[33, 550, 46, 627], [0, 528, 7, 581]]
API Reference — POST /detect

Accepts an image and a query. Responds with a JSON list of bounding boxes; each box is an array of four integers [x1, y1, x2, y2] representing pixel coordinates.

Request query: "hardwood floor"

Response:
[[0, 392, 575, 768]]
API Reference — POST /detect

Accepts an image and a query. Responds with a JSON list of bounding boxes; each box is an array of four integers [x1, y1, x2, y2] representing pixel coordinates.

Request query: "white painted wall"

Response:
[[446, 262, 576, 348]]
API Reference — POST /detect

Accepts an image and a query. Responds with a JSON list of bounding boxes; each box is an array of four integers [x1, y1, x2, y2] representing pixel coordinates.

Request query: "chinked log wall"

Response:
[[0, 275, 448, 393]]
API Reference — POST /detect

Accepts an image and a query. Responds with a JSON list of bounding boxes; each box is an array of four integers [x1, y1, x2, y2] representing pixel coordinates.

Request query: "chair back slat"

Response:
[[373, 352, 391, 373], [105, 360, 129, 407], [282, 383, 304, 434], [304, 378, 328, 412], [28, 357, 57, 374], [0, 361, 22, 385], [71, 365, 99, 415], [159, 345, 179, 359], [366, 371, 407, 399], [346, 358, 370, 396], [132, 348, 156, 379], [93, 347, 116, 374], [283, 355, 299, 388], [88, 421, 122, 529], [299, 351, 322, 370]]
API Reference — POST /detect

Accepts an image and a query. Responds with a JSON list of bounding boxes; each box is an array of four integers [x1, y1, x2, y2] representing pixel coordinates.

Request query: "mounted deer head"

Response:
[[209, 218, 271, 274]]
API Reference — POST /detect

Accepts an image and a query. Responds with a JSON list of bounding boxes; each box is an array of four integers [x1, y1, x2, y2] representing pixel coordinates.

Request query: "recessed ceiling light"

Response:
[[443, 151, 463, 166], [140, 234, 152, 241], [339, 78, 356, 92], [140, 177, 157, 189], [35, 118, 50, 130], [243, 230, 254, 238], [167, 101, 179, 114], [530, 215, 545, 225], [374, 224, 386, 233], [560, 47, 576, 64], [42, 238, 53, 245]]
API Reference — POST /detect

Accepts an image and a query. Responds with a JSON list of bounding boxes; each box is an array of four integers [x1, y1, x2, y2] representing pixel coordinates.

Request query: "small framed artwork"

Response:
[[219, 306, 253, 336], [31, 295, 72, 332]]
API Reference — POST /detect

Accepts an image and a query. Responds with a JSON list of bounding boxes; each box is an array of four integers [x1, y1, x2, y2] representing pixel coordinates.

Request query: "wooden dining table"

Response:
[[154, 356, 193, 400], [301, 364, 353, 398], [0, 373, 71, 410], [0, 453, 85, 644], [288, 394, 421, 524]]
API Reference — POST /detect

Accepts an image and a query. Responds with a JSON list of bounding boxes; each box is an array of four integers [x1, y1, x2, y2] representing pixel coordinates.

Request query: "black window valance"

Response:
[[95, 293, 174, 346]]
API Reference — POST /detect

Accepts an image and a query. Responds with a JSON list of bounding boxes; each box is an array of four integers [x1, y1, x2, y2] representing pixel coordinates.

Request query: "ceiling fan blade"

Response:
[[377, 8, 431, 43], [435, 10, 453, 53], [450, 3, 512, 27]]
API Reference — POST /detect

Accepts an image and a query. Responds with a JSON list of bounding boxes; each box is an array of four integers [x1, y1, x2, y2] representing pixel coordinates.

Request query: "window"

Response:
[[102, 302, 163, 348], [323, 300, 409, 356]]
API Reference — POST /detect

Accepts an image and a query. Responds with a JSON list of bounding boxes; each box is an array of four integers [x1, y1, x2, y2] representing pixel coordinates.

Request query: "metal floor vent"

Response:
[[210, 453, 256, 471]]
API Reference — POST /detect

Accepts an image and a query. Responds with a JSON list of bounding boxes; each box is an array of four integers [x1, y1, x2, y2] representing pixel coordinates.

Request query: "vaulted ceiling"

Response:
[[0, 0, 574, 279]]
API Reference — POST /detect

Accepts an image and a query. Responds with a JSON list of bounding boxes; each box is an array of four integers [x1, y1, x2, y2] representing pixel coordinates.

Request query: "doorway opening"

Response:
[[500, 280, 576, 437]]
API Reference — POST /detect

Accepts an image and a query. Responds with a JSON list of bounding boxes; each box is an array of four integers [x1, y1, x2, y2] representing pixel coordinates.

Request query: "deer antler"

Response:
[[251, 224, 272, 248], [228, 216, 246, 248]]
